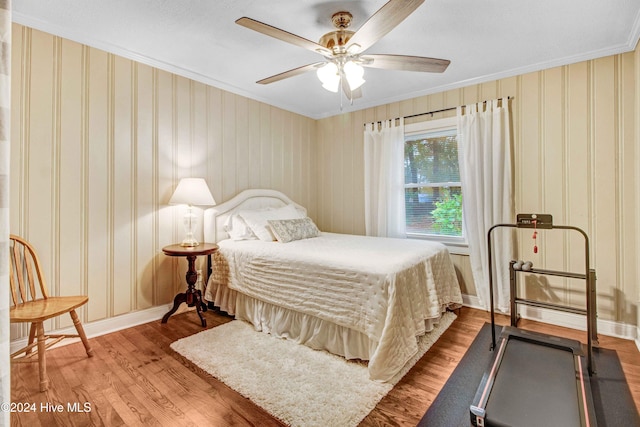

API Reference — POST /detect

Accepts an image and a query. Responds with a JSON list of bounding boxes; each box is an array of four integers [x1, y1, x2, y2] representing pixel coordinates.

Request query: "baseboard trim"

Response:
[[461, 294, 484, 310], [461, 294, 638, 343], [10, 304, 172, 354]]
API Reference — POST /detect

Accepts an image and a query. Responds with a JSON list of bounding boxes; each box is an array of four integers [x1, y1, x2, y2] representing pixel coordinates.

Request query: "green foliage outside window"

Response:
[[431, 188, 462, 235]]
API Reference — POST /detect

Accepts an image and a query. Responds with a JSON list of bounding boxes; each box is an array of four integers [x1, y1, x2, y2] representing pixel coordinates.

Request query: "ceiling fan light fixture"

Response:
[[344, 60, 365, 90], [239, 0, 451, 106], [317, 62, 340, 92]]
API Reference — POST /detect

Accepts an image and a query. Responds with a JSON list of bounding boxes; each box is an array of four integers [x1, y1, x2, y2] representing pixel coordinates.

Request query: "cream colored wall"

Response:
[[9, 22, 640, 334], [317, 45, 640, 325], [9, 25, 317, 336]]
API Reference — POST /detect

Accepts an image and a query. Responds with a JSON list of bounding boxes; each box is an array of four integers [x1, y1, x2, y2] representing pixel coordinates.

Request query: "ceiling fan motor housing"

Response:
[[319, 12, 354, 53], [319, 30, 354, 52]]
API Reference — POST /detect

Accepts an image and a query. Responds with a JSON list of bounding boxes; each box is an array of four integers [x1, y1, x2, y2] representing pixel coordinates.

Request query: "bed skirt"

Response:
[[205, 277, 445, 363]]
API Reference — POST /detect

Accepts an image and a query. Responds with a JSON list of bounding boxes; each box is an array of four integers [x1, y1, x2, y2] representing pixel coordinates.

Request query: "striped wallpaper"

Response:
[[317, 44, 640, 325], [9, 25, 316, 338], [8, 22, 640, 342]]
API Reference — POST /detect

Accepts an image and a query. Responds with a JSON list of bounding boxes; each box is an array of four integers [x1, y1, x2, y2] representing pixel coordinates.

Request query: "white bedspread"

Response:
[[212, 232, 462, 381]]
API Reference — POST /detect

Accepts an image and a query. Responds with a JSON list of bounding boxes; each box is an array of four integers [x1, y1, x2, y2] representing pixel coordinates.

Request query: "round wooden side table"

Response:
[[161, 243, 218, 327]]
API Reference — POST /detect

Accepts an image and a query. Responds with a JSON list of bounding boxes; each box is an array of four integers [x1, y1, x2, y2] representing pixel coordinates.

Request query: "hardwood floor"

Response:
[[10, 307, 640, 426]]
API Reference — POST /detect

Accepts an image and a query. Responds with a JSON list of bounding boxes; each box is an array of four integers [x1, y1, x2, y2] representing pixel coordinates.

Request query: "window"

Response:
[[404, 117, 467, 250]]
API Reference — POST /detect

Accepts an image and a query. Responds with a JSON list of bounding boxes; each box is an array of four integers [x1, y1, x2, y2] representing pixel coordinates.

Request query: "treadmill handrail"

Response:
[[486, 218, 597, 374]]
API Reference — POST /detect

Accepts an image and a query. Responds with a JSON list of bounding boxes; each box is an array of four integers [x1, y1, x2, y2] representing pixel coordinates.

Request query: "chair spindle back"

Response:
[[9, 235, 49, 306]]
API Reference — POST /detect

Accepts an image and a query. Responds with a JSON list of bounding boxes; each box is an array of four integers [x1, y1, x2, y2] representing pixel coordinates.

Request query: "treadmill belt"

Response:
[[486, 337, 582, 427]]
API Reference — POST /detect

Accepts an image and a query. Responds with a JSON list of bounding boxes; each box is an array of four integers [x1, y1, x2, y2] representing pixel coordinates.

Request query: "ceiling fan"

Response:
[[236, 0, 450, 100]]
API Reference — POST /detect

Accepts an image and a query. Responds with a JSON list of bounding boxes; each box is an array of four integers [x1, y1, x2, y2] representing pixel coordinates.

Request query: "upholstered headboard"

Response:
[[203, 189, 307, 243]]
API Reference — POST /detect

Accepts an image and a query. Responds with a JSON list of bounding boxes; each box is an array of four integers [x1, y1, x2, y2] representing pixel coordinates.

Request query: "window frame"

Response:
[[404, 116, 469, 255]]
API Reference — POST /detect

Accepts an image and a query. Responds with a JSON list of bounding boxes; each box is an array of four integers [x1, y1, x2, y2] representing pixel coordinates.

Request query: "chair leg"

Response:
[[25, 323, 36, 355], [70, 309, 93, 357], [35, 322, 48, 392]]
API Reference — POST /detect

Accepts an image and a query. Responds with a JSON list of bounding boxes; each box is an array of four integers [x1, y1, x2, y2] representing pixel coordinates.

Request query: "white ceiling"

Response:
[[11, 0, 640, 119]]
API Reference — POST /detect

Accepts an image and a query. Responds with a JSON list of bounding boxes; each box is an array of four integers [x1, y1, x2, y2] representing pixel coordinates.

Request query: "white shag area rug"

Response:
[[171, 311, 456, 427]]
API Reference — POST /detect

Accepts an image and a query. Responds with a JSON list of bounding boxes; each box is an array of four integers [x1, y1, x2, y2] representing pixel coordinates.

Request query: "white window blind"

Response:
[[404, 117, 466, 247]]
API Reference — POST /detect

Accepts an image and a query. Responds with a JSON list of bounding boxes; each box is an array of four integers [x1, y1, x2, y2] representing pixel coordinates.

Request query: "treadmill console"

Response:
[[516, 213, 553, 229]]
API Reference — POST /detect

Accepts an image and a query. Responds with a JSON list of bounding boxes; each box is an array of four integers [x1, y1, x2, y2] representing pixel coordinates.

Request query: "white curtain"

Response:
[[0, 0, 11, 422], [457, 100, 514, 312], [363, 118, 406, 238]]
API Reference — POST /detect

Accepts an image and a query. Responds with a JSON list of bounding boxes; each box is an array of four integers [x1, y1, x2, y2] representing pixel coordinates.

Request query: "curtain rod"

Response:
[[364, 96, 512, 127]]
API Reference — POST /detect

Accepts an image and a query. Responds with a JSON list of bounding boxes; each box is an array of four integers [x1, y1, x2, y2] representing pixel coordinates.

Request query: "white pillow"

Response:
[[239, 204, 304, 241], [225, 214, 257, 241]]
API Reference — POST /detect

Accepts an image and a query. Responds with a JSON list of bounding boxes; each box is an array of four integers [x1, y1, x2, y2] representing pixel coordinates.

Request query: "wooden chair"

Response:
[[9, 234, 93, 392]]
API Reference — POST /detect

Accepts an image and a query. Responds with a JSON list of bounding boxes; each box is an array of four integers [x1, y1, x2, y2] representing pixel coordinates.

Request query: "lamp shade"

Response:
[[316, 62, 340, 93], [343, 61, 365, 90], [169, 178, 216, 206]]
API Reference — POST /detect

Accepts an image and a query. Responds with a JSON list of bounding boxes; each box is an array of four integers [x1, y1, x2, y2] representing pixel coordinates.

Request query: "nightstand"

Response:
[[161, 243, 218, 327]]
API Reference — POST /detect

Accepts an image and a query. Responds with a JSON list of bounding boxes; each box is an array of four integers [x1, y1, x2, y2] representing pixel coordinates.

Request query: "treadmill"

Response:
[[470, 214, 599, 427]]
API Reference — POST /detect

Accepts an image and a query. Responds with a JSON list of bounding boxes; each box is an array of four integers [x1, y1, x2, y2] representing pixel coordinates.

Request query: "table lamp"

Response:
[[169, 178, 216, 247]]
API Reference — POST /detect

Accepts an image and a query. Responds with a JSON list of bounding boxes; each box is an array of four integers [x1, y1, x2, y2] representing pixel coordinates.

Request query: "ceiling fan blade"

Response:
[[347, 0, 425, 53], [257, 62, 324, 85], [362, 54, 450, 73], [236, 17, 332, 56]]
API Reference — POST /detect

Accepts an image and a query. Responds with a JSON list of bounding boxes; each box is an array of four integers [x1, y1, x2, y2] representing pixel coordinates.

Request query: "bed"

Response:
[[203, 189, 463, 382]]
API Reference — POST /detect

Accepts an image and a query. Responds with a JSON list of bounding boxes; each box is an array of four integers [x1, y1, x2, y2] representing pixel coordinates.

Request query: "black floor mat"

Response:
[[418, 323, 639, 427]]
